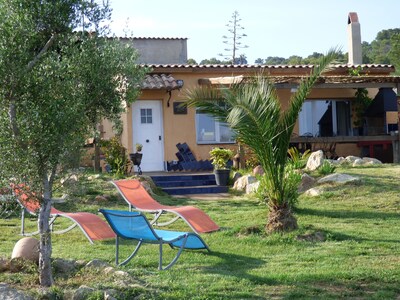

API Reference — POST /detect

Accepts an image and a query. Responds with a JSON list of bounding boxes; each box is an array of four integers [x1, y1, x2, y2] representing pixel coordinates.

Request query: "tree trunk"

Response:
[[93, 138, 101, 173], [38, 177, 54, 287], [266, 202, 298, 233]]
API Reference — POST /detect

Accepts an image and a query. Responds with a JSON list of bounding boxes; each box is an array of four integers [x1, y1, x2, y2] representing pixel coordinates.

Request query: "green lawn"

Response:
[[0, 165, 399, 299]]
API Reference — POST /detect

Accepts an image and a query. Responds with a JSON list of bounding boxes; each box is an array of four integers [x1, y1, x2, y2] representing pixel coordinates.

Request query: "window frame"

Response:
[[195, 108, 235, 144]]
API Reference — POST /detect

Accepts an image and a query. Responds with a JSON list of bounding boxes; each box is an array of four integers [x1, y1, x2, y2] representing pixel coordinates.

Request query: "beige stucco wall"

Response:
[[101, 69, 385, 164]]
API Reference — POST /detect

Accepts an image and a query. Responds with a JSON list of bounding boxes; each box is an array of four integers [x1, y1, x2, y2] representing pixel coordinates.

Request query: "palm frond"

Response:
[[184, 49, 339, 207]]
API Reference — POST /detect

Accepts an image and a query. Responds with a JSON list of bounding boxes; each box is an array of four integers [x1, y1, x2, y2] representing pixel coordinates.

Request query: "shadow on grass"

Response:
[[205, 251, 400, 299], [206, 250, 277, 285]]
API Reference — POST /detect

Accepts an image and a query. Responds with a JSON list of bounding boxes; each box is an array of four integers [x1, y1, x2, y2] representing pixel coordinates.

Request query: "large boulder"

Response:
[[306, 150, 324, 171], [11, 237, 39, 263]]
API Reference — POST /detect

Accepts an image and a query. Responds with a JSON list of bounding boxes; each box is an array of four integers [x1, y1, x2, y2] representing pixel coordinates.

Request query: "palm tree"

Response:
[[186, 49, 338, 233]]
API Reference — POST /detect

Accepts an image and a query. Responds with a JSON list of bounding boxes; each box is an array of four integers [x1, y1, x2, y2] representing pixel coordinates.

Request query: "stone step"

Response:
[[161, 185, 229, 195], [150, 173, 228, 195]]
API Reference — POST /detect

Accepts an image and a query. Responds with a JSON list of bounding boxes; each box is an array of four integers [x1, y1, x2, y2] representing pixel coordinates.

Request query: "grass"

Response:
[[0, 165, 400, 299]]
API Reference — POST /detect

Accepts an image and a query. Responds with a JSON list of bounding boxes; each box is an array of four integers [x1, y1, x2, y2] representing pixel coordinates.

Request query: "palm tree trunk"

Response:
[[266, 202, 298, 233]]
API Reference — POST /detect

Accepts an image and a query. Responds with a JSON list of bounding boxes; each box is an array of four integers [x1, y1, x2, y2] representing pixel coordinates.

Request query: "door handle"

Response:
[[146, 139, 149, 143], [159, 136, 162, 141]]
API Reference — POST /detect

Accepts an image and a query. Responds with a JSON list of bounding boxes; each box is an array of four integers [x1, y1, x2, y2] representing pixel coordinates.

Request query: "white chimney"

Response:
[[347, 12, 362, 65]]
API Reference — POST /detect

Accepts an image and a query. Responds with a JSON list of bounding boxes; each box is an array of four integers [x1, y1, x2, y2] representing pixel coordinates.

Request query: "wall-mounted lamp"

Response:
[[167, 80, 185, 107], [176, 79, 184, 88]]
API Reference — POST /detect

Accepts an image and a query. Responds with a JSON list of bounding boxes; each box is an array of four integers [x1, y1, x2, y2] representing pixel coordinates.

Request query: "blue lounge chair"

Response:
[[99, 209, 211, 270]]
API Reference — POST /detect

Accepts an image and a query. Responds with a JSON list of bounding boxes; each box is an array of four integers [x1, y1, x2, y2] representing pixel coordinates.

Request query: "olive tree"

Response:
[[0, 0, 146, 286]]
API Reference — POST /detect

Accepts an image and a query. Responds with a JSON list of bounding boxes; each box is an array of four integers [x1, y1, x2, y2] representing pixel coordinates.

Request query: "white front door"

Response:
[[132, 100, 164, 172]]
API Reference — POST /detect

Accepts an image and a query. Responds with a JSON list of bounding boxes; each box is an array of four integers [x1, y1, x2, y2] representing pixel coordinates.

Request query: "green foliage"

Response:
[[245, 152, 259, 169], [0, 0, 146, 287], [187, 49, 338, 208], [209, 147, 233, 169], [353, 88, 373, 127], [0, 166, 400, 298], [101, 137, 129, 176], [257, 164, 301, 207], [287, 147, 311, 169], [317, 160, 336, 176], [135, 143, 143, 152], [362, 28, 400, 74]]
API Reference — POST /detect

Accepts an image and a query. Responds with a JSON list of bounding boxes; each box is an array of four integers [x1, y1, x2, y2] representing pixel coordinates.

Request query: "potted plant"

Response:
[[209, 147, 233, 186], [129, 143, 143, 175], [135, 143, 143, 152]]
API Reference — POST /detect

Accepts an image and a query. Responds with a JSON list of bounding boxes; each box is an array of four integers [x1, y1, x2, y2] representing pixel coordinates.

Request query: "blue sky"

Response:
[[107, 0, 400, 63]]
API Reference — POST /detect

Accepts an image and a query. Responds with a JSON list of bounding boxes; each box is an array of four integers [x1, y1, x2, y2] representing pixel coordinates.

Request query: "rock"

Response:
[[85, 259, 110, 269], [246, 181, 260, 194], [362, 157, 382, 165], [0, 283, 33, 300], [317, 173, 360, 184], [87, 174, 100, 181], [11, 237, 39, 263], [233, 175, 257, 191], [140, 181, 154, 194], [104, 291, 118, 300], [103, 266, 115, 275], [232, 172, 242, 183], [75, 260, 87, 268], [52, 258, 77, 276], [352, 158, 365, 166], [70, 285, 95, 300], [252, 165, 264, 176], [344, 155, 361, 164], [306, 150, 324, 171], [61, 174, 79, 185], [138, 176, 157, 190], [337, 157, 345, 163], [326, 159, 340, 165], [304, 187, 324, 197], [298, 173, 316, 192], [113, 270, 130, 277]]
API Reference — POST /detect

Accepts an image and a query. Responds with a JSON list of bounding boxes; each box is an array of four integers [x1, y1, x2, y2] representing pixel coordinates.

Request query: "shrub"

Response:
[[101, 137, 129, 176], [318, 160, 336, 176], [287, 147, 311, 169]]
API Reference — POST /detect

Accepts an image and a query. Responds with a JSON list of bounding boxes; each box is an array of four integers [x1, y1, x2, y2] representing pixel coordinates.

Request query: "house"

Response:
[[101, 13, 400, 172]]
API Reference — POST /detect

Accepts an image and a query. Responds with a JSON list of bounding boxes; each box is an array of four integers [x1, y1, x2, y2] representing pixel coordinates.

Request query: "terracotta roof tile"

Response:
[[141, 63, 394, 70], [132, 37, 187, 40], [141, 74, 181, 90]]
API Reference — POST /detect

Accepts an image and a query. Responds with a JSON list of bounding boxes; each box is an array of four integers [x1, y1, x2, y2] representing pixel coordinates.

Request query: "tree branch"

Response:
[[27, 33, 57, 71]]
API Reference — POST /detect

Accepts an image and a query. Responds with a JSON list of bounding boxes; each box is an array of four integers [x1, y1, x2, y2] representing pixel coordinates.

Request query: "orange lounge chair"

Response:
[[111, 179, 219, 234], [13, 185, 116, 244]]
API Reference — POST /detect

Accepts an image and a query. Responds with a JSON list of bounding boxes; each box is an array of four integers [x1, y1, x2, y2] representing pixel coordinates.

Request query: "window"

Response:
[[195, 110, 235, 144], [299, 100, 352, 137], [140, 108, 152, 124]]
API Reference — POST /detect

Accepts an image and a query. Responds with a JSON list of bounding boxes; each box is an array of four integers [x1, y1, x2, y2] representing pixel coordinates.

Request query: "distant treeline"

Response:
[[189, 29, 400, 73]]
